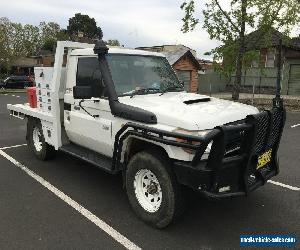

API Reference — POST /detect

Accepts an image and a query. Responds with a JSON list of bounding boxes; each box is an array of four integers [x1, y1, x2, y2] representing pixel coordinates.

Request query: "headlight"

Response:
[[173, 128, 212, 137], [173, 128, 212, 154]]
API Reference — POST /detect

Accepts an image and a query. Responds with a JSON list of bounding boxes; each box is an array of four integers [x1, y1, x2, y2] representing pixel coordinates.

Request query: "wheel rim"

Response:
[[134, 169, 162, 213], [32, 127, 43, 152]]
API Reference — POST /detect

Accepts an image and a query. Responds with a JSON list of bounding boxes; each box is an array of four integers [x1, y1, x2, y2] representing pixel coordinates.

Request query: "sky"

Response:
[[1, 0, 298, 60], [0, 0, 219, 60]]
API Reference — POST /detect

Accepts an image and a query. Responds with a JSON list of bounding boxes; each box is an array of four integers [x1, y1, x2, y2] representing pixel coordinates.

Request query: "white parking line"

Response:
[[0, 144, 27, 150], [291, 124, 300, 128], [268, 180, 300, 191], [0, 149, 141, 250]]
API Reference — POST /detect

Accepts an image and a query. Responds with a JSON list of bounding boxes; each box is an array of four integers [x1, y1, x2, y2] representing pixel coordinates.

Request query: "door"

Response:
[[176, 70, 191, 91], [288, 64, 300, 95], [64, 56, 113, 157]]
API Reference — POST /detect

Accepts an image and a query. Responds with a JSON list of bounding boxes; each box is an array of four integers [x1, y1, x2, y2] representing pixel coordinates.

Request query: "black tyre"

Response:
[[126, 150, 185, 228], [27, 118, 56, 160]]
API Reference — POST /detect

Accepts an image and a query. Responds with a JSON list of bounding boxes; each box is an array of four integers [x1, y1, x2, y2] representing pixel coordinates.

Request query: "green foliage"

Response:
[[42, 38, 57, 52], [181, 0, 300, 75], [56, 29, 69, 41], [0, 17, 26, 71], [105, 39, 121, 46], [181, 1, 198, 33], [67, 13, 103, 40], [39, 22, 61, 42], [181, 0, 300, 99], [0, 17, 65, 72]]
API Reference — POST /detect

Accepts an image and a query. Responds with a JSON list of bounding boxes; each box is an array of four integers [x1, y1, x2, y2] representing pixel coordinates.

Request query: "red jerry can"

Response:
[[27, 87, 37, 108]]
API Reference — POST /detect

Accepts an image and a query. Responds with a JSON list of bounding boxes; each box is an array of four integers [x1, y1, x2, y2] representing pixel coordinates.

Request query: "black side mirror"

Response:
[[73, 86, 92, 99]]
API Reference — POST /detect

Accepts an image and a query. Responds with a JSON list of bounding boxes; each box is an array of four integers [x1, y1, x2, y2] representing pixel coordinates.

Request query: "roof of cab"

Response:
[[70, 47, 165, 57]]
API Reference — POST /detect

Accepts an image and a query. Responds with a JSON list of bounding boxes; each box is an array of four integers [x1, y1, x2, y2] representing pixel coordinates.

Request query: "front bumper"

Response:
[[173, 106, 286, 198], [113, 102, 285, 198]]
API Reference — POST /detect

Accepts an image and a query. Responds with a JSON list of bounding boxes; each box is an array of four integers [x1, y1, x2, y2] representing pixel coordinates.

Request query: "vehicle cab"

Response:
[[63, 46, 261, 161]]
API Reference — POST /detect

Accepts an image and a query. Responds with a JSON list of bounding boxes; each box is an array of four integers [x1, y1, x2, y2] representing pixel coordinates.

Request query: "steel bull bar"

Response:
[[113, 107, 286, 198]]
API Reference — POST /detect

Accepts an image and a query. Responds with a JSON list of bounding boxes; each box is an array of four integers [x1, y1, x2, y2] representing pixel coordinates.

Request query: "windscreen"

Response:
[[106, 54, 182, 96]]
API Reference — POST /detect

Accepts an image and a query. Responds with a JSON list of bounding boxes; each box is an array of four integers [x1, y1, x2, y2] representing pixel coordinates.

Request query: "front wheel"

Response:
[[126, 150, 185, 228], [27, 118, 56, 160]]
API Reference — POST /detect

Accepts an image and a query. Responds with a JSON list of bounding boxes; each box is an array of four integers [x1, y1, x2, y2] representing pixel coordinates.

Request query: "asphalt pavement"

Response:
[[0, 93, 299, 249]]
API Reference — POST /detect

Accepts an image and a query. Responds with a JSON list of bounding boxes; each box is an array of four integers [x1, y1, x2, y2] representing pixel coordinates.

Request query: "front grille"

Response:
[[247, 175, 257, 186], [224, 119, 244, 155], [267, 109, 283, 148], [253, 111, 269, 154], [225, 136, 241, 154], [251, 109, 284, 156], [196, 106, 285, 197]]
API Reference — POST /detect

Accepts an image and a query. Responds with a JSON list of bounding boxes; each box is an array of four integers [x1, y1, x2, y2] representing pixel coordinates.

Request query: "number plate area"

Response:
[[257, 149, 273, 169]]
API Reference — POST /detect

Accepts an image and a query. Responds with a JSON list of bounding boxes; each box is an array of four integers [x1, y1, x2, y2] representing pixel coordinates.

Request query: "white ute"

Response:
[[7, 41, 285, 228]]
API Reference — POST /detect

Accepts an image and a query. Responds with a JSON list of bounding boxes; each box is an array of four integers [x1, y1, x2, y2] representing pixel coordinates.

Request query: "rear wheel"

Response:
[[27, 118, 56, 160], [126, 150, 185, 228]]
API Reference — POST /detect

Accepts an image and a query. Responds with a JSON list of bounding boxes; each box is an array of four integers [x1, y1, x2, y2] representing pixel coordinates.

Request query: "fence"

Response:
[[198, 68, 278, 95], [198, 69, 229, 94], [230, 68, 277, 93]]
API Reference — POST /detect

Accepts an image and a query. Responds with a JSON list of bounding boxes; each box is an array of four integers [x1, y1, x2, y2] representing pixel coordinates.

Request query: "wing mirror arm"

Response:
[[78, 99, 99, 118]]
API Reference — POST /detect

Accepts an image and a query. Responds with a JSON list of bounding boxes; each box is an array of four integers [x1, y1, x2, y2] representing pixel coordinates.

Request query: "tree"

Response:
[[56, 29, 69, 41], [42, 38, 57, 52], [67, 13, 103, 41], [39, 22, 67, 52], [0, 17, 66, 74], [0, 18, 28, 73], [39, 22, 60, 42], [181, 0, 300, 100], [105, 39, 121, 46], [21, 24, 40, 55]]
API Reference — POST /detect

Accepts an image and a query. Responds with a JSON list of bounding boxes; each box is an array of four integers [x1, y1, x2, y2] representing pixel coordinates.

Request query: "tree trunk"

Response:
[[232, 0, 247, 100]]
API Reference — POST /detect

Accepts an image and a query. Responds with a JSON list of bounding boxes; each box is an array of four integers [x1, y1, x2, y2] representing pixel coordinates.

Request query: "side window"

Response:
[[76, 57, 107, 98]]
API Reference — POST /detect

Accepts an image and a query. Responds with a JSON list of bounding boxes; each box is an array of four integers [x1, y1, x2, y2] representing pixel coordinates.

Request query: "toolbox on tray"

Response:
[[34, 67, 53, 113]]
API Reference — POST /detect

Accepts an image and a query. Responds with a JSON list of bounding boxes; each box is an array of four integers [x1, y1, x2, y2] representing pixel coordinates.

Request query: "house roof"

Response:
[[198, 59, 213, 64], [36, 49, 53, 56], [245, 27, 300, 50], [245, 28, 286, 49], [136, 44, 194, 51], [162, 48, 187, 65], [162, 48, 200, 68], [290, 37, 300, 49]]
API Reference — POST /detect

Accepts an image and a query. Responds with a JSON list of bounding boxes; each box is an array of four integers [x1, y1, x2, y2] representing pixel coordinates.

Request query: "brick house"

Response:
[[136, 45, 200, 92], [12, 50, 66, 76], [245, 28, 300, 69], [198, 59, 213, 74], [245, 28, 300, 95], [220, 28, 300, 95], [12, 50, 54, 76]]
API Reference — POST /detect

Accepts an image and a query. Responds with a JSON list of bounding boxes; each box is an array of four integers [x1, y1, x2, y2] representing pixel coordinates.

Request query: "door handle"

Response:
[[74, 105, 80, 110]]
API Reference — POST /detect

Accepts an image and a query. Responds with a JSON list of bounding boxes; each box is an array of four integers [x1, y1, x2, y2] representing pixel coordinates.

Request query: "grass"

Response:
[[0, 88, 27, 94]]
